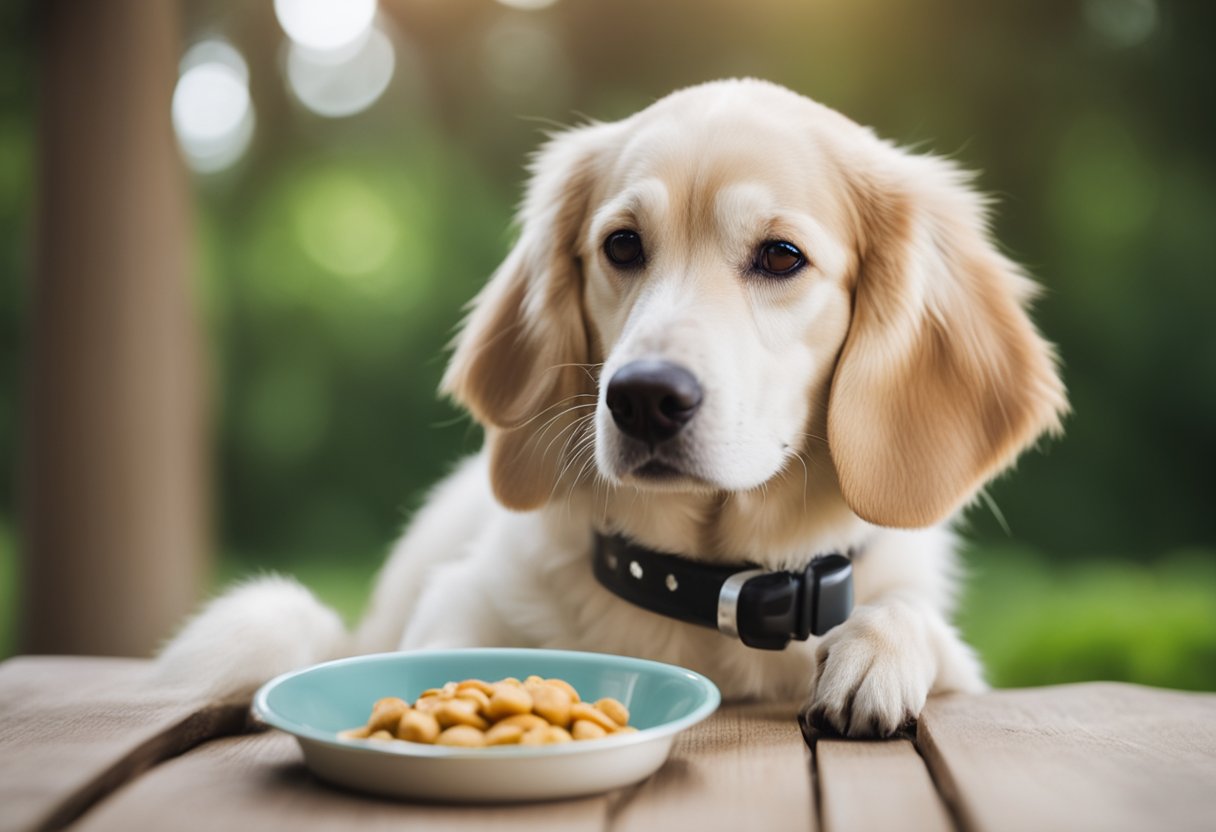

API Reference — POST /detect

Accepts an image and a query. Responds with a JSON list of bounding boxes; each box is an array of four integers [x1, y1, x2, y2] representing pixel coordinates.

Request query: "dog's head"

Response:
[[442, 80, 1067, 529]]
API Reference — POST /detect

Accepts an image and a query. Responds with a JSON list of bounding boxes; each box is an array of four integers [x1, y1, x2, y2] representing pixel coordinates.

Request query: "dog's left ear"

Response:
[[441, 123, 611, 510], [828, 147, 1069, 528]]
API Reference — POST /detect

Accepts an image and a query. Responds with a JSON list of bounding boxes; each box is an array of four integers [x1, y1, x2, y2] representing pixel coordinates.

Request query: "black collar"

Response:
[[593, 532, 853, 650]]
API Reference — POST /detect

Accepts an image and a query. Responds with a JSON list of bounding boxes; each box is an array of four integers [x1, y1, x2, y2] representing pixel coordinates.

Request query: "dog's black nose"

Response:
[[606, 360, 703, 444]]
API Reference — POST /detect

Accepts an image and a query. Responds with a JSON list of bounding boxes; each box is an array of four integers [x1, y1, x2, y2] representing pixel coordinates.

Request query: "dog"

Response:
[[159, 79, 1067, 737]]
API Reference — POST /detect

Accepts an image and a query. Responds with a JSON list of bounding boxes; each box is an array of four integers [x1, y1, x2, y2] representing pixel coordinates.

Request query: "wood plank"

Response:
[[817, 739, 952, 832], [73, 731, 611, 832], [609, 701, 815, 832], [918, 682, 1216, 832], [0, 656, 245, 832], [71, 702, 814, 832]]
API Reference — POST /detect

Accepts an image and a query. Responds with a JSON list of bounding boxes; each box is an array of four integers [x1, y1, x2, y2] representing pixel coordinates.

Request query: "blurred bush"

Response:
[[1, 0, 1214, 687], [959, 545, 1216, 691]]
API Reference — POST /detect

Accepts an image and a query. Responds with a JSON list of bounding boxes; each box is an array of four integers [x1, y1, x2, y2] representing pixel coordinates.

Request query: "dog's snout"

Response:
[[606, 360, 703, 443]]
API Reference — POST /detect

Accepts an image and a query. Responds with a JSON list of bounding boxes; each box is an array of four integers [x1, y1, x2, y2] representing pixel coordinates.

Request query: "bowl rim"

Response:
[[251, 647, 722, 760]]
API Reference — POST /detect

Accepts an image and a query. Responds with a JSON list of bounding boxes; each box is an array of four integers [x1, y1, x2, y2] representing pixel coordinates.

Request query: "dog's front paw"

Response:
[[804, 602, 936, 738]]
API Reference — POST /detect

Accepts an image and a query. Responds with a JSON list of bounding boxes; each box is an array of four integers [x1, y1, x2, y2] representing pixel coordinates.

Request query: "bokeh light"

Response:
[[274, 0, 377, 54], [495, 0, 561, 9], [172, 40, 255, 174], [1083, 0, 1158, 48], [482, 17, 569, 100], [286, 21, 396, 118], [292, 170, 400, 280]]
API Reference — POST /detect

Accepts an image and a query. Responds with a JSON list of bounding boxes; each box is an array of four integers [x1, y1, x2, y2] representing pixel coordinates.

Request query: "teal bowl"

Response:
[[252, 648, 721, 802]]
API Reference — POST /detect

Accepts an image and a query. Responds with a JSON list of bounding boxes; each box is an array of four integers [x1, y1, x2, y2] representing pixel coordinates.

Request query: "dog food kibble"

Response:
[[530, 683, 573, 728], [457, 679, 495, 696], [572, 719, 607, 740], [486, 683, 533, 719], [596, 697, 630, 726], [521, 725, 573, 745], [435, 698, 490, 730], [436, 725, 487, 747], [368, 697, 411, 733], [497, 713, 549, 732], [536, 677, 580, 703], [570, 702, 619, 732], [342, 677, 635, 748], [397, 710, 441, 743], [484, 722, 526, 746], [455, 687, 492, 712]]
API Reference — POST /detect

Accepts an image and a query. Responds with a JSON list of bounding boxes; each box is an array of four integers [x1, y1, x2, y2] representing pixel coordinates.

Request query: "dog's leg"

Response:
[[803, 526, 986, 737], [354, 454, 497, 654], [395, 557, 523, 651], [804, 594, 984, 737]]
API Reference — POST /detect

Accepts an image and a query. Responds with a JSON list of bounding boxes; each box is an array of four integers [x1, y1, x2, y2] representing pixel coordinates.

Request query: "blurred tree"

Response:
[[19, 0, 206, 656]]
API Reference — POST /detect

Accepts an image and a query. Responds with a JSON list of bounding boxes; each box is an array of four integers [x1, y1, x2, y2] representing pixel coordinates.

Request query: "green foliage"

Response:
[[959, 546, 1216, 691], [203, 135, 510, 561], [0, 520, 15, 658]]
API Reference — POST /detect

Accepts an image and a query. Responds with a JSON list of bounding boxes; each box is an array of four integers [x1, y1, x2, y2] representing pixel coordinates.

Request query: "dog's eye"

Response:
[[604, 230, 645, 269], [756, 241, 805, 277]]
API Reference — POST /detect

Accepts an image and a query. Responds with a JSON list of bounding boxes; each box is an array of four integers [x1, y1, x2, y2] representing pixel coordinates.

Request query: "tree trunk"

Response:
[[20, 0, 207, 656]]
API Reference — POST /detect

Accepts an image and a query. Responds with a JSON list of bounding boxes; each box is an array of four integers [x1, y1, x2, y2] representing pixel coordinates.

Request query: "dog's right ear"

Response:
[[441, 123, 612, 511]]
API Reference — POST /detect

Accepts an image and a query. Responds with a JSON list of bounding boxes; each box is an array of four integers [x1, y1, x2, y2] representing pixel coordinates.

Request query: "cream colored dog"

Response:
[[161, 79, 1067, 737]]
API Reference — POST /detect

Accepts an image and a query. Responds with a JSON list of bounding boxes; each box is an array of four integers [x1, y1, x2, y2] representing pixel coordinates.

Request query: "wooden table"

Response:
[[2, 657, 1214, 832]]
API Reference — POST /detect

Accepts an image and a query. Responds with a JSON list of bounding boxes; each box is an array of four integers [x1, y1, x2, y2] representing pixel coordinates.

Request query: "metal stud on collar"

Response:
[[716, 569, 764, 639]]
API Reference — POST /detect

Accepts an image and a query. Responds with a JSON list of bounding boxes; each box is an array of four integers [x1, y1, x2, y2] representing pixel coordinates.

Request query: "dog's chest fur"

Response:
[[419, 463, 953, 702]]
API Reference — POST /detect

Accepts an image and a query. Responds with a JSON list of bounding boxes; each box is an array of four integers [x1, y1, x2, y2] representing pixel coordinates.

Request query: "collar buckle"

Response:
[[716, 555, 854, 650]]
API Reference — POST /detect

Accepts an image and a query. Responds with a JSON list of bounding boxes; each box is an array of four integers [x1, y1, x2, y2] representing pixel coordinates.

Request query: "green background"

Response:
[[1, 0, 1213, 689]]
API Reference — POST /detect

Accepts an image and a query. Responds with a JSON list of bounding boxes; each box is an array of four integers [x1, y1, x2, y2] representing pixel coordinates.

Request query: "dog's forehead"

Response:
[[600, 87, 853, 235]]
